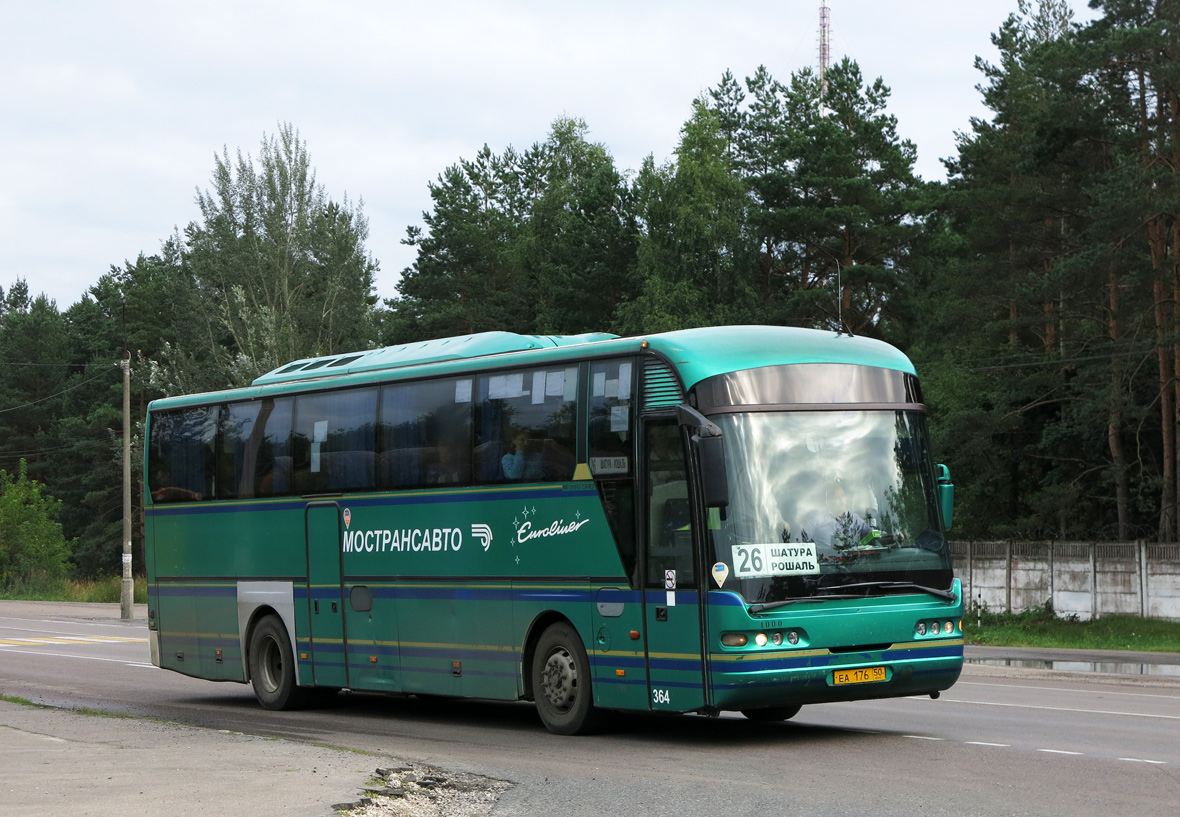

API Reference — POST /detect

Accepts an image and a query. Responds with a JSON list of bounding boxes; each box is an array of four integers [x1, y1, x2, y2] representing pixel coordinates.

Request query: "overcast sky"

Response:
[[1, 0, 1097, 310]]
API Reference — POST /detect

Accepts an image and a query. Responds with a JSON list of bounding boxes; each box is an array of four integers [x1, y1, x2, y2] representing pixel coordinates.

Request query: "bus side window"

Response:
[[255, 397, 294, 497], [589, 359, 637, 583], [474, 367, 578, 485], [380, 378, 473, 489], [148, 406, 217, 503], [218, 400, 261, 500], [645, 418, 692, 587], [292, 388, 377, 495]]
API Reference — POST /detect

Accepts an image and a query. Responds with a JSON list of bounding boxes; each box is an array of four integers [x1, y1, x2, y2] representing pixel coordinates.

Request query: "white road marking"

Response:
[[957, 680, 1180, 701], [938, 697, 1180, 721], [0, 636, 145, 646], [0, 647, 154, 668]]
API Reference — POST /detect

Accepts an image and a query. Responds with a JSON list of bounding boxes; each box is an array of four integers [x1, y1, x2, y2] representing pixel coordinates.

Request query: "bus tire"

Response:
[[741, 704, 802, 722], [248, 615, 309, 711], [532, 622, 600, 735]]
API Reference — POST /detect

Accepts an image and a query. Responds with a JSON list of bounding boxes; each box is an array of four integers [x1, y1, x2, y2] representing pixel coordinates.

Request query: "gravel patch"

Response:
[[332, 763, 511, 817]]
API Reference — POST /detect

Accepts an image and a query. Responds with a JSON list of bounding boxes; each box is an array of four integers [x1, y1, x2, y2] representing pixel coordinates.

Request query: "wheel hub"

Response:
[[540, 647, 577, 711]]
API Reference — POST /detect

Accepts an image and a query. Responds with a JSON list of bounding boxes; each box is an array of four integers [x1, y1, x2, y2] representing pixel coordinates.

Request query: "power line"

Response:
[[0, 439, 113, 460], [964, 345, 1158, 372], [0, 361, 114, 367], [0, 367, 117, 415]]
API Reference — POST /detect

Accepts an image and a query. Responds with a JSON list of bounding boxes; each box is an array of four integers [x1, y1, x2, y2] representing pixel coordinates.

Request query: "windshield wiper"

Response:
[[812, 580, 956, 601], [748, 594, 864, 613]]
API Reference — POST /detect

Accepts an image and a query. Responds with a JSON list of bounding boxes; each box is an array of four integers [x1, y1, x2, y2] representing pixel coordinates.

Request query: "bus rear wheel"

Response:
[[249, 615, 310, 710], [741, 704, 802, 722], [532, 622, 600, 735]]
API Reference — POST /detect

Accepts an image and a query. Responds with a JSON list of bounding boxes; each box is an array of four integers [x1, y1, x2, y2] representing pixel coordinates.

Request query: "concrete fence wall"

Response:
[[949, 541, 1180, 621]]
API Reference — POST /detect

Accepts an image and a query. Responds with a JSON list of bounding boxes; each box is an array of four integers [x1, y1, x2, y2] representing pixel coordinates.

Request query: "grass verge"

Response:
[[964, 604, 1180, 652], [0, 576, 148, 604]]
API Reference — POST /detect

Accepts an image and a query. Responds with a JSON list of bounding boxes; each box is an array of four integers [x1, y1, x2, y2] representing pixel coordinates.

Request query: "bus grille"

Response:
[[644, 359, 684, 409]]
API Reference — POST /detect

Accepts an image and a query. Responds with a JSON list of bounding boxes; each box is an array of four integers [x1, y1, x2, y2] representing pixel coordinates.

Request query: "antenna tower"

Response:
[[818, 1, 831, 100]]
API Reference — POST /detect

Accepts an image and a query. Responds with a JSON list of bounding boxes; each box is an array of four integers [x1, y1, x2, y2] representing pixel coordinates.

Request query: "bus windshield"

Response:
[[707, 409, 953, 606]]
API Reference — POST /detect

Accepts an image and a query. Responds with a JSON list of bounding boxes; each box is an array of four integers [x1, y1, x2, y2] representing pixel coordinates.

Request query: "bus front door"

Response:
[[305, 501, 349, 689], [643, 419, 707, 714]]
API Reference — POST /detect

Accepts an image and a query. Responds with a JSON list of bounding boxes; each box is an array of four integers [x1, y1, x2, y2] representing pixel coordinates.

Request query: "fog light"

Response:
[[787, 631, 800, 645], [754, 632, 769, 647], [917, 622, 928, 636], [771, 632, 783, 646], [721, 633, 748, 647]]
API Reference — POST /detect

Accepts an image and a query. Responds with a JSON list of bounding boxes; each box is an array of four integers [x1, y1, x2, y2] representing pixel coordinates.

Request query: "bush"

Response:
[[0, 460, 72, 589]]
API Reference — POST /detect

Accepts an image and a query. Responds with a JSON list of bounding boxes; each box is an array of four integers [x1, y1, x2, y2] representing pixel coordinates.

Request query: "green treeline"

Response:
[[1, 1, 1178, 586]]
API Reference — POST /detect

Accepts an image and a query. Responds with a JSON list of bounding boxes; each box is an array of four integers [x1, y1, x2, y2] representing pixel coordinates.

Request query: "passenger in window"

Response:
[[502, 431, 543, 481], [433, 445, 468, 485]]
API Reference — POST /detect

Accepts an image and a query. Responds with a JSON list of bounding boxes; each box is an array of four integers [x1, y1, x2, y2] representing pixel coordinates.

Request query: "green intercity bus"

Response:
[[145, 325, 963, 735]]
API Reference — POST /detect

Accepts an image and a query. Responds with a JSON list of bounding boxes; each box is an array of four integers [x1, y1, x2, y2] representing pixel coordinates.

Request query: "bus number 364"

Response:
[[652, 688, 671, 705]]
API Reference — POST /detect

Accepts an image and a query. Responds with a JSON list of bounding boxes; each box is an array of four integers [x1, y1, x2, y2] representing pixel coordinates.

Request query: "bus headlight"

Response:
[[771, 632, 783, 646], [787, 630, 800, 645], [917, 622, 927, 636], [754, 632, 769, 647]]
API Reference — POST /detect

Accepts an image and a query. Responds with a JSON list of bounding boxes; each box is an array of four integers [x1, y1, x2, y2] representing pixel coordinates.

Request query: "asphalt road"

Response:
[[3, 601, 1179, 817]]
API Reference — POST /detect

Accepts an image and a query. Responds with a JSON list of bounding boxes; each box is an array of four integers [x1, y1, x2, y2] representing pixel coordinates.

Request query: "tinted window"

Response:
[[475, 366, 578, 483], [292, 388, 378, 494], [148, 406, 218, 503], [380, 377, 473, 489], [217, 401, 261, 500], [588, 359, 634, 477], [645, 418, 691, 588], [588, 360, 637, 582]]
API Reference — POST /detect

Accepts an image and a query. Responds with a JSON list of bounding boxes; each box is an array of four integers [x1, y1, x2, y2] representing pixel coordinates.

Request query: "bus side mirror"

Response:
[[697, 434, 729, 510], [677, 404, 729, 510], [936, 464, 954, 531]]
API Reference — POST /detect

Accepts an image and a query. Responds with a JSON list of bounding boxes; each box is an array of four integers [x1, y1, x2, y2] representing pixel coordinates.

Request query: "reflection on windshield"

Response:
[[708, 410, 952, 604]]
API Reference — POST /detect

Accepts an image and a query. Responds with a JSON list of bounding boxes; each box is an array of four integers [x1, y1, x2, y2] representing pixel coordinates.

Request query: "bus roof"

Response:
[[149, 326, 915, 411], [251, 331, 618, 386], [639, 325, 915, 387]]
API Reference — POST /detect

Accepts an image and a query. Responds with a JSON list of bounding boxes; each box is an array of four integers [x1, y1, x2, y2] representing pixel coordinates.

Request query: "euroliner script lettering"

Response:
[[514, 517, 590, 544]]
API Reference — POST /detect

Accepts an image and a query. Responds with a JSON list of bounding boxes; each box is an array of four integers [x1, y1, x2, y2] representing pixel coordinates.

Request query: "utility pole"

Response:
[[120, 349, 133, 620], [818, 1, 831, 99], [818, 1, 832, 117]]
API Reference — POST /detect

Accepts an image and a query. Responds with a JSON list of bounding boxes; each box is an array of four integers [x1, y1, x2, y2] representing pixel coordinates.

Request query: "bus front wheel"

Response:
[[741, 704, 802, 722], [248, 615, 309, 710], [532, 622, 600, 735]]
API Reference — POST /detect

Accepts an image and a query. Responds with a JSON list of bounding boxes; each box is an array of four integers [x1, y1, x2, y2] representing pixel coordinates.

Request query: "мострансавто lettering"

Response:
[[342, 528, 462, 553]]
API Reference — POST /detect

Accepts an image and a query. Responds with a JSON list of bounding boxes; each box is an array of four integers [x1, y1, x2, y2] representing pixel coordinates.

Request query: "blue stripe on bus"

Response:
[[590, 654, 646, 670], [145, 486, 599, 517], [399, 646, 521, 663], [396, 666, 519, 679], [595, 675, 648, 688], [379, 586, 515, 602], [345, 645, 402, 658], [647, 657, 704, 672]]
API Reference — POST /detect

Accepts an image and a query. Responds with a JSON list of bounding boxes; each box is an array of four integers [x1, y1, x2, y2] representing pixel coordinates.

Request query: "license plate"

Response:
[[833, 666, 887, 685]]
